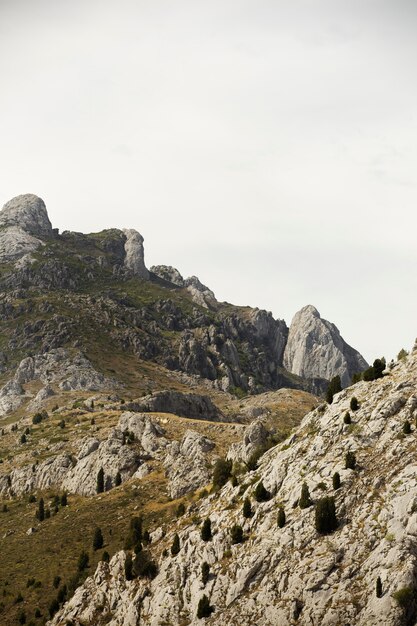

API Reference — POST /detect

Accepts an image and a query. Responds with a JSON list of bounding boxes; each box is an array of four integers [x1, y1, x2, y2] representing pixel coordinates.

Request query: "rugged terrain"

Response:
[[50, 345, 417, 626], [0, 193, 374, 625]]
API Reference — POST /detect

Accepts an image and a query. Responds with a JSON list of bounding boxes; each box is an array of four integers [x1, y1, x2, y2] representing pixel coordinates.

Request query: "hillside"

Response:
[[0, 193, 374, 626], [50, 346, 417, 626]]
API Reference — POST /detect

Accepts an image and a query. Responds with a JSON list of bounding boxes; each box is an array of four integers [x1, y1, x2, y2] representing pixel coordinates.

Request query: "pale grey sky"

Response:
[[1, 0, 416, 362]]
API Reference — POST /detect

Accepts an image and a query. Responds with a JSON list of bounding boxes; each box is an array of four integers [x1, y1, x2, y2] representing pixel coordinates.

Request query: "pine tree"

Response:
[[230, 524, 243, 544], [326, 375, 342, 404], [93, 527, 104, 551], [254, 481, 270, 502], [243, 497, 252, 518], [345, 451, 356, 470], [96, 468, 104, 494], [315, 496, 338, 534], [124, 552, 133, 581], [376, 576, 383, 598], [77, 550, 89, 572], [102, 551, 110, 563], [60, 493, 68, 506], [332, 472, 341, 490], [197, 594, 214, 619], [201, 561, 210, 586], [277, 507, 286, 528], [299, 482, 312, 509], [343, 412, 351, 425], [403, 420, 412, 434], [115, 471, 122, 487], [350, 397, 359, 411], [124, 516, 143, 550], [212, 458, 232, 488], [20, 434, 27, 444], [201, 518, 212, 541], [171, 533, 180, 556], [37, 498, 45, 522]]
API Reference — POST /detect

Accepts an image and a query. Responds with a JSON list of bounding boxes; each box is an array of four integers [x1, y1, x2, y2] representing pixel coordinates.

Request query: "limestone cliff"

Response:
[[284, 305, 368, 387]]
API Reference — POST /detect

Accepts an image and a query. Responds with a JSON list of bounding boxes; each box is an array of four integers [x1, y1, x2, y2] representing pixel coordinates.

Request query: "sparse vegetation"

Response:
[[230, 524, 243, 544], [332, 472, 341, 490], [345, 451, 356, 470], [277, 507, 286, 528], [350, 397, 359, 411], [315, 496, 338, 534], [243, 497, 252, 518], [197, 594, 214, 619], [254, 481, 270, 502], [201, 561, 210, 586], [343, 412, 351, 425], [201, 518, 212, 541], [213, 458, 232, 488], [376, 576, 382, 598], [171, 533, 180, 556], [299, 482, 312, 509], [326, 375, 342, 404]]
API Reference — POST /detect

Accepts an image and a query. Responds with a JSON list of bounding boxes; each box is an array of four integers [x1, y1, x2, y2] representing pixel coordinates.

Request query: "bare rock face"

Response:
[[164, 429, 215, 498], [51, 351, 417, 626], [122, 228, 150, 280], [227, 418, 271, 464], [126, 390, 225, 422], [150, 265, 184, 286], [284, 305, 368, 387], [0, 194, 53, 262], [184, 275, 217, 309], [0, 348, 116, 416]]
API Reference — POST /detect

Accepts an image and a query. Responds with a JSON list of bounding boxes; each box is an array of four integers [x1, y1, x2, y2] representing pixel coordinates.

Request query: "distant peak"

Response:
[[299, 304, 320, 317]]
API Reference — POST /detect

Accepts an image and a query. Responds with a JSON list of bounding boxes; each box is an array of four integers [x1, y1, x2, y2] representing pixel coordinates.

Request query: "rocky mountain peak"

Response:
[[122, 228, 150, 280], [284, 304, 368, 387], [0, 194, 53, 239]]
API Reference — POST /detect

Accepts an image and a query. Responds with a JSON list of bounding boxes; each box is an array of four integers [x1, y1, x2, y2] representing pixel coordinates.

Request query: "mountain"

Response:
[[0, 193, 373, 625], [50, 345, 417, 626], [0, 194, 366, 406]]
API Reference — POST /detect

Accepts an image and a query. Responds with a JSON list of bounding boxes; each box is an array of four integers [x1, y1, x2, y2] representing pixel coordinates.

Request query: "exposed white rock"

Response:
[[227, 418, 271, 464], [164, 429, 215, 498], [0, 348, 116, 416], [0, 194, 53, 262], [184, 275, 217, 309], [122, 228, 150, 280], [150, 265, 184, 286], [51, 351, 417, 626], [284, 304, 368, 387]]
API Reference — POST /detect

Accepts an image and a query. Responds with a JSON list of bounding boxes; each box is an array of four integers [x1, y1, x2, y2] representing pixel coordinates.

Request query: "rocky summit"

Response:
[[0, 193, 393, 626]]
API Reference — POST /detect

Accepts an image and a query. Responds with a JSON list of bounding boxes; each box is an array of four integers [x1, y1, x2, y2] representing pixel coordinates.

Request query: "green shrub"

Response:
[[124, 516, 143, 550], [299, 482, 312, 509], [48, 598, 59, 618], [213, 458, 232, 488], [102, 551, 110, 563], [332, 472, 341, 490], [403, 420, 412, 434], [93, 527, 104, 551], [115, 472, 122, 487], [350, 397, 359, 411], [392, 586, 413, 609], [201, 518, 212, 542], [397, 349, 409, 361], [53, 576, 61, 589], [277, 508, 286, 528], [171, 533, 180, 556], [36, 498, 45, 522], [254, 481, 270, 502], [230, 524, 243, 544], [197, 594, 214, 619], [77, 550, 89, 572], [20, 434, 27, 445], [343, 412, 351, 424], [376, 576, 382, 598], [176, 502, 186, 517], [32, 413, 43, 425], [60, 493, 68, 507], [326, 375, 342, 404], [124, 552, 133, 581], [315, 496, 338, 534], [201, 561, 210, 586], [345, 451, 356, 470], [133, 549, 158, 579], [243, 497, 252, 518], [96, 468, 104, 494]]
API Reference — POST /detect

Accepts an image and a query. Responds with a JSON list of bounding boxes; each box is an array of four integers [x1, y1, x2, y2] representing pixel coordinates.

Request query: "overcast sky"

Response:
[[1, 0, 416, 363]]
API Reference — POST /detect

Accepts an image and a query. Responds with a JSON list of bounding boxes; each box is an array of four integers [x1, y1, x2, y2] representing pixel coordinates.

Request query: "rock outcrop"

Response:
[[0, 194, 54, 262], [284, 305, 368, 388], [150, 265, 185, 286], [122, 229, 150, 280], [50, 350, 417, 626], [0, 348, 116, 416], [164, 429, 215, 498], [126, 390, 226, 422]]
